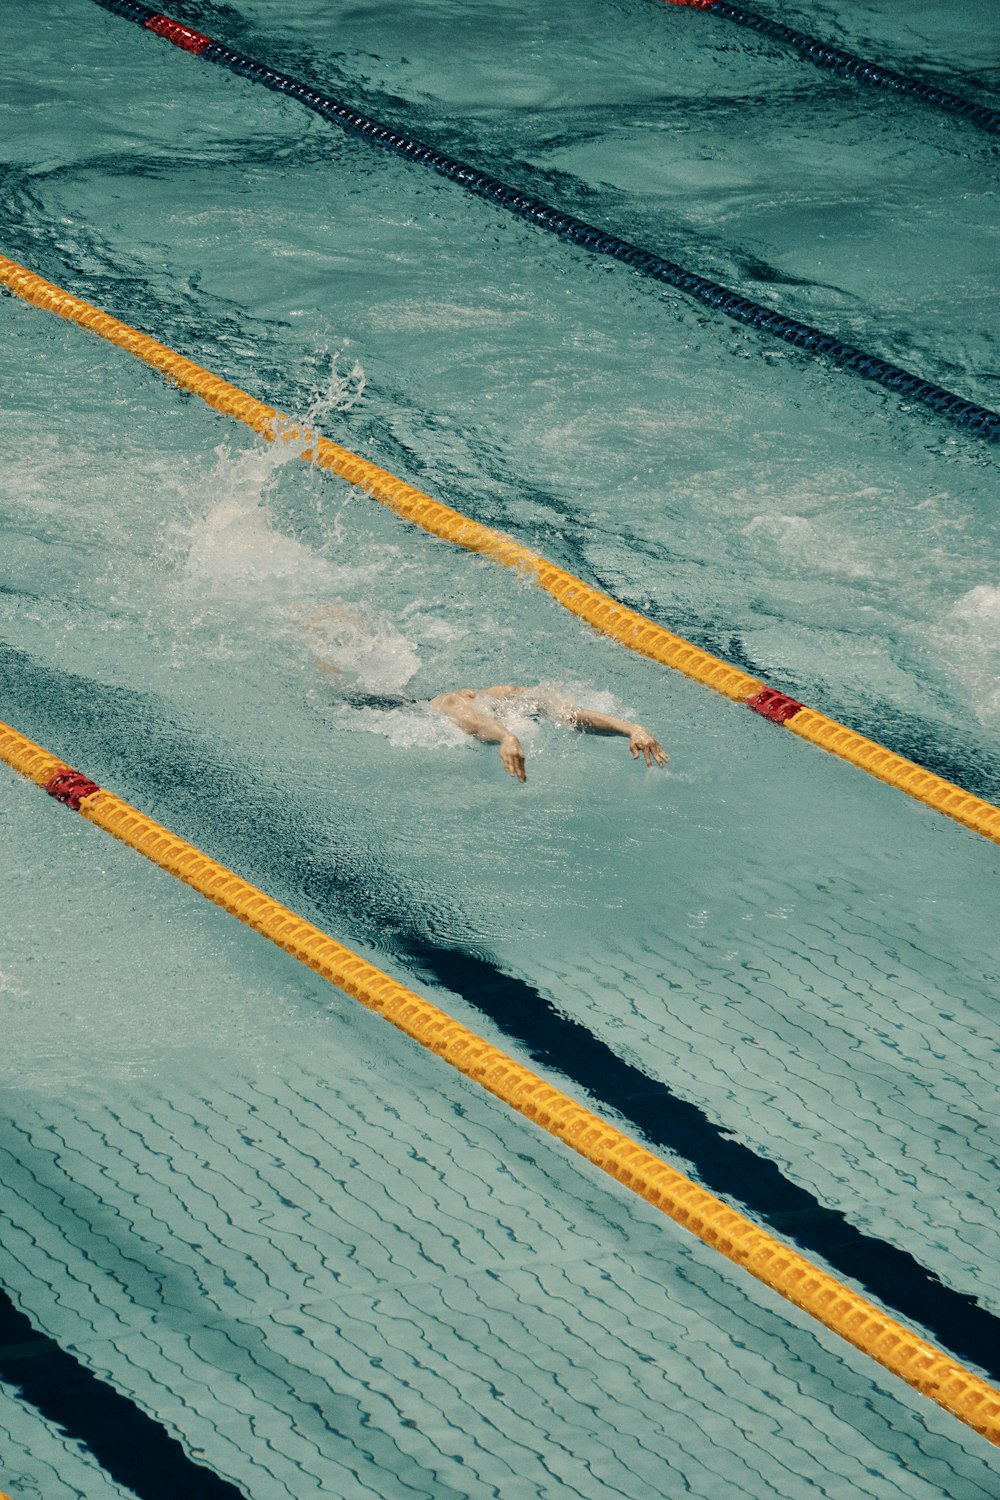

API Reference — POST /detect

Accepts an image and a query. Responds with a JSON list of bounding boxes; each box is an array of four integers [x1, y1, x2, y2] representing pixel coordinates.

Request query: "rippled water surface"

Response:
[[1, 1, 998, 1496]]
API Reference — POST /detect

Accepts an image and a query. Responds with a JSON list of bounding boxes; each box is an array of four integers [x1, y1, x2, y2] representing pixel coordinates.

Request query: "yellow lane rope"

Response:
[[0, 716, 997, 1445], [1, 252, 998, 845]]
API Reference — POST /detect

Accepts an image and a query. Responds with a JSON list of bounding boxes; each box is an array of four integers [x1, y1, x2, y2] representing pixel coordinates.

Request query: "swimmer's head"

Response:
[[293, 599, 420, 692]]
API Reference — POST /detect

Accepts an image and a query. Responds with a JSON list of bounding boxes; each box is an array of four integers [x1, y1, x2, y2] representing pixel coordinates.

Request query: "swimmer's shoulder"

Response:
[[483, 684, 535, 700]]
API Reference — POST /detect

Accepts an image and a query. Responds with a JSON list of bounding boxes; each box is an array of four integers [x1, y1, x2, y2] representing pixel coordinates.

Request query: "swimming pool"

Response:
[[1, 0, 998, 1495]]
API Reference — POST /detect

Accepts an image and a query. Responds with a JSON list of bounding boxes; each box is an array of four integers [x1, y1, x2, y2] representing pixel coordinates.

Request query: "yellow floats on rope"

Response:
[[0, 712, 998, 1446], [1, 251, 998, 844]]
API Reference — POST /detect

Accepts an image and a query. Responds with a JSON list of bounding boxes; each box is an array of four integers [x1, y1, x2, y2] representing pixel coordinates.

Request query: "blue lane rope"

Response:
[[91, 1, 1000, 441], [688, 2, 1000, 137]]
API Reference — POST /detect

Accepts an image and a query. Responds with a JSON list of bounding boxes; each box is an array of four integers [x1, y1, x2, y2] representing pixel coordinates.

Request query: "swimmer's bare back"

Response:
[[430, 685, 667, 782]]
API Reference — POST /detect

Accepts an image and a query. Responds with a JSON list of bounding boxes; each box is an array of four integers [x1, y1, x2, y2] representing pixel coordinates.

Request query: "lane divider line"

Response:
[[87, 0, 1000, 441], [0, 717, 997, 1447], [664, 1, 1000, 135], [2, 251, 998, 845]]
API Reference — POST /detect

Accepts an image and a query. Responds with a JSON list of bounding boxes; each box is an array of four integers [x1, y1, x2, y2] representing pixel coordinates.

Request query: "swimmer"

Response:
[[430, 684, 667, 782], [296, 605, 667, 781]]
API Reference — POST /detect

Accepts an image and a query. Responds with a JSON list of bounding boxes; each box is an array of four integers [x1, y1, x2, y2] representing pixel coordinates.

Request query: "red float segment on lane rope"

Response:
[[45, 768, 102, 810], [747, 688, 804, 724], [145, 14, 212, 54]]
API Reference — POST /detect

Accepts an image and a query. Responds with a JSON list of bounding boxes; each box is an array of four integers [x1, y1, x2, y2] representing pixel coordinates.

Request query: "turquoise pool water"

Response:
[[1, 1, 998, 1495]]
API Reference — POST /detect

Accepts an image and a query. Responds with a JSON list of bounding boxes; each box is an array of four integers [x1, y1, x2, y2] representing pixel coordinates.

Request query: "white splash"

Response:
[[299, 601, 420, 693], [180, 348, 368, 599], [935, 584, 1000, 723], [342, 704, 467, 750], [181, 443, 338, 598], [743, 513, 872, 579], [172, 349, 423, 693]]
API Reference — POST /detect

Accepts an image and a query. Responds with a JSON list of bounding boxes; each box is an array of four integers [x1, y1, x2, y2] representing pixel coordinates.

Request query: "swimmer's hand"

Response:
[[629, 725, 668, 768], [430, 686, 663, 780], [500, 733, 527, 782]]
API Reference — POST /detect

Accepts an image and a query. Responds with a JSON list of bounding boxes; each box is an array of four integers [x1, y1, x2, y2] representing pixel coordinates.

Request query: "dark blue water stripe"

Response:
[[0, 1283, 247, 1500], [707, 2, 1000, 135], [381, 936, 1000, 1384], [88, 0, 1000, 441]]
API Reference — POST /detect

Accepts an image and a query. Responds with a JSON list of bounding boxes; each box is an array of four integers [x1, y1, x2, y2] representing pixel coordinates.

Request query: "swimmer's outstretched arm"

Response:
[[430, 691, 526, 781], [560, 705, 669, 767], [482, 686, 668, 767], [431, 685, 667, 778]]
